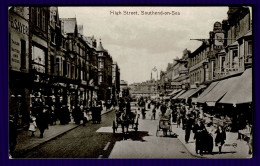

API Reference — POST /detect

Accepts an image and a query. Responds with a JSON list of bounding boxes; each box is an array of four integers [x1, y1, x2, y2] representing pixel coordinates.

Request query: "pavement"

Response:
[[12, 107, 114, 158], [12, 103, 252, 159], [143, 104, 252, 159]]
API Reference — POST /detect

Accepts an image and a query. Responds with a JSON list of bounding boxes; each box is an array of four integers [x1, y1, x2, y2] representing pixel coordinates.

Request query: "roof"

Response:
[[219, 68, 252, 104], [177, 86, 204, 99], [196, 81, 219, 103], [237, 30, 252, 41], [167, 89, 182, 96], [173, 90, 186, 99], [96, 39, 106, 52], [60, 18, 76, 34], [196, 76, 239, 104]]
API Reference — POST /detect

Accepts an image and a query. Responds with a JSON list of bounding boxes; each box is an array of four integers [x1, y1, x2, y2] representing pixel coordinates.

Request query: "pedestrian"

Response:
[[64, 105, 71, 124], [36, 106, 49, 138], [73, 104, 81, 124], [151, 105, 156, 120], [180, 104, 186, 130], [28, 115, 37, 137], [215, 125, 226, 154], [193, 119, 206, 156], [49, 105, 56, 125], [185, 115, 193, 143], [172, 106, 177, 123], [9, 115, 17, 158]]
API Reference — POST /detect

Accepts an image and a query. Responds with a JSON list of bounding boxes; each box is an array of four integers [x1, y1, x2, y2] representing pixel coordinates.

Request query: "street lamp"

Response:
[[152, 66, 158, 97]]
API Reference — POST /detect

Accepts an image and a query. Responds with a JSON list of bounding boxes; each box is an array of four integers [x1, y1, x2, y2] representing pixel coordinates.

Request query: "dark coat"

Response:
[[37, 109, 49, 130], [215, 129, 226, 145], [193, 123, 206, 140]]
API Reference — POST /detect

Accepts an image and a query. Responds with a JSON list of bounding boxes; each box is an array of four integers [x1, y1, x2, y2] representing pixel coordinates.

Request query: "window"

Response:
[[67, 63, 71, 78], [20, 39, 26, 69], [220, 56, 225, 71], [232, 50, 238, 68], [99, 75, 103, 83], [63, 60, 67, 77], [98, 60, 104, 69], [56, 57, 61, 76], [51, 32, 56, 44], [50, 55, 54, 74], [248, 41, 252, 55], [42, 9, 46, 31], [37, 8, 41, 27], [71, 65, 75, 79], [31, 7, 36, 25]]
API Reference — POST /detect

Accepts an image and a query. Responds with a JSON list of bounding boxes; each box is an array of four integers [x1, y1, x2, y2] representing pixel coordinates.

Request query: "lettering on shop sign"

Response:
[[11, 39, 20, 63], [9, 15, 29, 36]]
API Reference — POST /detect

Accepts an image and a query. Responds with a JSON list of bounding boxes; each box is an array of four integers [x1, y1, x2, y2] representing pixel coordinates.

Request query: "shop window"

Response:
[[232, 50, 238, 68], [221, 56, 225, 71]]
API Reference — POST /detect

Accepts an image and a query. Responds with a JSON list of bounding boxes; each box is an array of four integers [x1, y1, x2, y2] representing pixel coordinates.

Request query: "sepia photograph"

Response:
[[8, 6, 253, 159]]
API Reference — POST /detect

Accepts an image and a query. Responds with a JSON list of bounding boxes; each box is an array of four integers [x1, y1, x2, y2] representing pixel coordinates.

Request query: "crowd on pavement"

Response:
[[9, 97, 117, 158], [136, 96, 253, 157]]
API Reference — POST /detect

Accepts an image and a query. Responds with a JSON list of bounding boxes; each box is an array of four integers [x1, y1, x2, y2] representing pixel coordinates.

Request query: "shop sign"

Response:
[[214, 32, 224, 51], [9, 12, 29, 72], [32, 46, 45, 73], [9, 14, 29, 36]]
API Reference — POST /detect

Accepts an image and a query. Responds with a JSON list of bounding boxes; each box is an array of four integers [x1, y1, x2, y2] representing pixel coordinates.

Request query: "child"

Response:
[[29, 116, 37, 137], [215, 125, 226, 154]]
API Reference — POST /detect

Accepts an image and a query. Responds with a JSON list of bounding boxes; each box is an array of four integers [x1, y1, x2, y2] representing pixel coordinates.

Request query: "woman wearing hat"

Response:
[[36, 106, 49, 138], [193, 119, 206, 155]]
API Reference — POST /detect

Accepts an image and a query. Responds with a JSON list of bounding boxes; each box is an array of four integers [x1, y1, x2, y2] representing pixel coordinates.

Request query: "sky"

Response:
[[58, 7, 229, 84]]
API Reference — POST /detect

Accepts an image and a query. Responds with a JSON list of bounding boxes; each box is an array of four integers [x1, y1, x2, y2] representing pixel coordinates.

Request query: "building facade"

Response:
[[8, 6, 120, 128]]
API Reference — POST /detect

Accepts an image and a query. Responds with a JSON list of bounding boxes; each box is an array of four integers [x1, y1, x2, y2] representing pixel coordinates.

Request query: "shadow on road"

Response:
[[113, 131, 150, 142]]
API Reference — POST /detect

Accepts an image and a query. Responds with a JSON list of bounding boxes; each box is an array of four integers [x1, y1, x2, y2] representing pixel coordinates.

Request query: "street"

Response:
[[20, 105, 196, 158]]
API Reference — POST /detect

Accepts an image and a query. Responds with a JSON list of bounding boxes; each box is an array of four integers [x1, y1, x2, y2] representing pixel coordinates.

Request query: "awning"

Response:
[[177, 86, 205, 100], [196, 81, 219, 103], [173, 90, 186, 99], [167, 89, 182, 96], [219, 68, 252, 104], [197, 76, 239, 105]]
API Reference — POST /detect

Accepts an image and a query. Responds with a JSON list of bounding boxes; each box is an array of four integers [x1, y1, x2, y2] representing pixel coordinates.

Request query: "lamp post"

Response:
[[152, 66, 158, 97]]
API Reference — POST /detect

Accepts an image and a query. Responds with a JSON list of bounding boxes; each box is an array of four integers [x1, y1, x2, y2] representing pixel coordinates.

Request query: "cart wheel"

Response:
[[113, 121, 116, 134]]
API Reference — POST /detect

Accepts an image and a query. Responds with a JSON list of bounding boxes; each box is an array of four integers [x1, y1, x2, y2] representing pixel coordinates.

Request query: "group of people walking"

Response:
[[138, 97, 227, 156], [28, 98, 105, 138]]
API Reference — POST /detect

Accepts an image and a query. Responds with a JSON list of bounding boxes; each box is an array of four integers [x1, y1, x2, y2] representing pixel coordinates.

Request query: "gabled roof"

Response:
[[96, 39, 106, 52], [60, 18, 76, 34]]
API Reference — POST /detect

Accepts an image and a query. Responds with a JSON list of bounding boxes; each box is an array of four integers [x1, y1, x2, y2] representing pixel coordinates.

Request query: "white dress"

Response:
[[29, 121, 37, 132]]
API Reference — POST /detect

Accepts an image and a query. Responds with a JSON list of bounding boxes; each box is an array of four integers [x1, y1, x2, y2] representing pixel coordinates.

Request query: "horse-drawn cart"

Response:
[[112, 109, 139, 135]]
